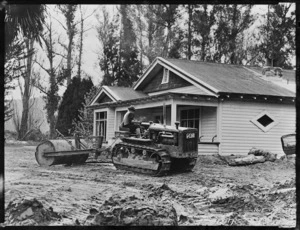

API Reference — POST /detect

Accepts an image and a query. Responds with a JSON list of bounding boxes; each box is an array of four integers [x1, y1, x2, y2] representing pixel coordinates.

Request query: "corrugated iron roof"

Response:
[[163, 58, 295, 97], [105, 86, 148, 101]]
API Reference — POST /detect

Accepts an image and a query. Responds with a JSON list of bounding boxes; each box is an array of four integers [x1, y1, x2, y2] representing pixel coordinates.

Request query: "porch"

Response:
[[112, 97, 220, 155]]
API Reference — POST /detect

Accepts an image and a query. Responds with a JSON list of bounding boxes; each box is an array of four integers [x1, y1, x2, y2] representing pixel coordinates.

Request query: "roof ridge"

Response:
[[163, 58, 295, 71]]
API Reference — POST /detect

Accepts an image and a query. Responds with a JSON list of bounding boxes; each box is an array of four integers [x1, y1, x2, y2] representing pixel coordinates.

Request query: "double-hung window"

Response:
[[180, 109, 200, 129], [95, 111, 107, 141]]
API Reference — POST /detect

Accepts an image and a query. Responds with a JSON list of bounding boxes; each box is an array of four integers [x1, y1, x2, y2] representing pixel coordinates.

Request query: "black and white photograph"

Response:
[[1, 2, 297, 227]]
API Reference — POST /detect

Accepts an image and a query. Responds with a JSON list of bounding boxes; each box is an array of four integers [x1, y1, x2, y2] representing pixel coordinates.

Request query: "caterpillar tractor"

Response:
[[35, 122, 198, 177], [111, 121, 198, 176]]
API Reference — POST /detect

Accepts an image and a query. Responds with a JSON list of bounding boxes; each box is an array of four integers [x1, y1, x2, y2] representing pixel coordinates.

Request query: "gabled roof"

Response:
[[134, 57, 295, 98], [90, 86, 147, 106]]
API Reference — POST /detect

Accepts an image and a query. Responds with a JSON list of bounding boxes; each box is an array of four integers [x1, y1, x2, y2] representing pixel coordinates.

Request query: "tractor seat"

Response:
[[115, 124, 132, 137], [119, 126, 130, 132]]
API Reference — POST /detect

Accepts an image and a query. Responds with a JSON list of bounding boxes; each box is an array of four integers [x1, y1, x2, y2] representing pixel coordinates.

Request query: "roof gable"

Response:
[[90, 85, 148, 106], [134, 57, 218, 96], [141, 67, 192, 93]]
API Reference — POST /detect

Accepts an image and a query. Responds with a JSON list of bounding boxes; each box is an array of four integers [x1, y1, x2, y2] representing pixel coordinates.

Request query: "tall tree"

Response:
[[74, 5, 97, 79], [57, 4, 78, 86], [119, 5, 136, 53], [186, 4, 193, 60], [17, 38, 35, 139], [144, 5, 165, 62], [5, 4, 45, 51], [192, 5, 216, 61], [168, 28, 185, 59], [56, 76, 94, 136], [73, 85, 98, 138], [132, 5, 146, 69], [214, 5, 253, 64], [5, 4, 45, 139], [77, 5, 84, 78], [34, 15, 65, 138], [96, 9, 120, 86], [4, 39, 28, 122], [151, 4, 180, 57], [96, 7, 141, 87], [260, 4, 295, 68]]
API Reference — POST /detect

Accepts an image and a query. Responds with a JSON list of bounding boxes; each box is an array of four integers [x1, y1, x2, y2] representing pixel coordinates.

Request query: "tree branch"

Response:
[[53, 50, 67, 59], [30, 82, 50, 97], [74, 7, 98, 27], [51, 14, 68, 31], [57, 39, 68, 51], [34, 60, 51, 75]]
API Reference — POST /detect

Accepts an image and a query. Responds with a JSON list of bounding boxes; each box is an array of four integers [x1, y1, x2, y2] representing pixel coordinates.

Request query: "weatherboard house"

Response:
[[88, 57, 296, 156]]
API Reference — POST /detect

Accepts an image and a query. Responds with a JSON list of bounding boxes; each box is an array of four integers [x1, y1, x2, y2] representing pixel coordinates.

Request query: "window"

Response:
[[180, 109, 199, 129], [161, 68, 169, 84], [250, 111, 277, 132], [95, 111, 107, 141]]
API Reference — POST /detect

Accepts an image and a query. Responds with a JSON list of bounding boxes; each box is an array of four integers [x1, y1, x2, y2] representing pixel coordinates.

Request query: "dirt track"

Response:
[[3, 143, 296, 226]]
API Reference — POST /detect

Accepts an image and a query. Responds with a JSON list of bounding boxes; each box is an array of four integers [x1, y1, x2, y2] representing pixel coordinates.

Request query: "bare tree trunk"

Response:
[[19, 39, 34, 140], [49, 110, 57, 139], [58, 4, 77, 86], [77, 5, 84, 79], [187, 4, 192, 60], [201, 41, 206, 61], [165, 24, 171, 57], [138, 6, 143, 71], [229, 5, 237, 64]]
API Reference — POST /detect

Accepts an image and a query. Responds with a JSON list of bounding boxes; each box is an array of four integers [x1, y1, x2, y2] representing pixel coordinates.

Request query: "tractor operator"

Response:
[[122, 105, 141, 138]]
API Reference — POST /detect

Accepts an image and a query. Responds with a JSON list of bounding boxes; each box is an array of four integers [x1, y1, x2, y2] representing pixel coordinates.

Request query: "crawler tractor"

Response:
[[35, 122, 198, 176], [112, 121, 198, 176]]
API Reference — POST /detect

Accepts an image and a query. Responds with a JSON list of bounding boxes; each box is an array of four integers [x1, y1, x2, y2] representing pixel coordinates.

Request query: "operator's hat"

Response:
[[128, 105, 135, 111]]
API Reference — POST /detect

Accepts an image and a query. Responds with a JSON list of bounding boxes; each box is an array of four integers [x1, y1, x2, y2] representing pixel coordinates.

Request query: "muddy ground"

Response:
[[3, 142, 296, 227]]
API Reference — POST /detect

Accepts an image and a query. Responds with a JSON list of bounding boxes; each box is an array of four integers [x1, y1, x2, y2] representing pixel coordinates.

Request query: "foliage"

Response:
[[34, 15, 66, 138], [259, 4, 295, 68], [72, 85, 99, 138], [120, 5, 136, 52], [56, 76, 94, 136], [5, 4, 45, 139], [152, 4, 181, 57], [97, 9, 142, 87], [168, 29, 185, 59], [143, 5, 166, 62], [5, 4, 45, 50], [57, 4, 78, 85], [4, 39, 29, 122], [192, 5, 216, 61], [213, 5, 253, 64]]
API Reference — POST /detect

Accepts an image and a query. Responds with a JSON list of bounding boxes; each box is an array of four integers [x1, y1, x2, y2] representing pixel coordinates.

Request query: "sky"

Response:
[[8, 4, 295, 100]]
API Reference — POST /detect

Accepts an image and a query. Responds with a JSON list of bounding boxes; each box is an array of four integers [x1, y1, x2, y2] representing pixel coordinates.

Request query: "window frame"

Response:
[[180, 108, 200, 130], [95, 110, 108, 141], [250, 110, 278, 132], [161, 68, 169, 84]]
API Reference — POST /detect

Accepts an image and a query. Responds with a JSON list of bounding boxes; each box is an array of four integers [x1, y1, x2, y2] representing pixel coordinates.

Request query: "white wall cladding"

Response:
[[106, 107, 116, 141], [198, 144, 219, 155], [201, 107, 217, 142], [220, 101, 295, 156]]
